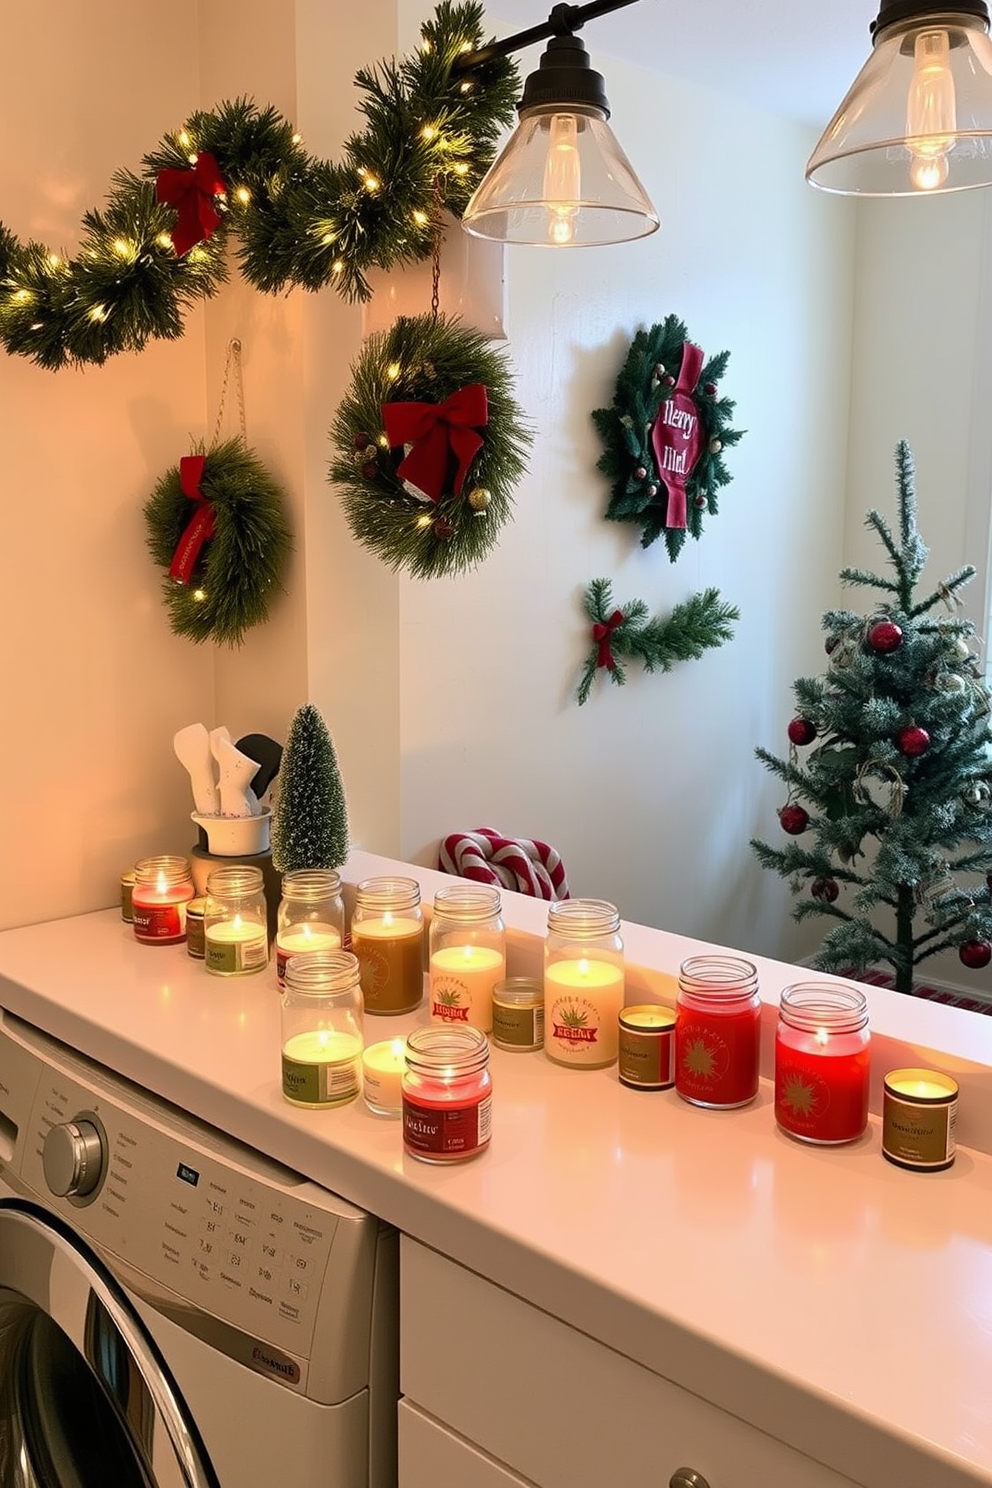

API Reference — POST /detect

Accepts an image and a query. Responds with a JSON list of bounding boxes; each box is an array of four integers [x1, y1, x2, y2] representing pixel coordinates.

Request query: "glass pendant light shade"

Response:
[[461, 32, 659, 245], [807, 3, 992, 195]]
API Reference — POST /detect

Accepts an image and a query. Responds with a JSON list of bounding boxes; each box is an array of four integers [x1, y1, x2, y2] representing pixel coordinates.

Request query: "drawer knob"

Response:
[[670, 1471, 711, 1488]]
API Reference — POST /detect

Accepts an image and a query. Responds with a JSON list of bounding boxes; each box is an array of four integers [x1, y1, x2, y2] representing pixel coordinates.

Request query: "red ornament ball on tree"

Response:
[[811, 878, 840, 903], [959, 940, 992, 969], [868, 620, 903, 653], [787, 717, 817, 746], [779, 804, 809, 835], [897, 725, 930, 757]]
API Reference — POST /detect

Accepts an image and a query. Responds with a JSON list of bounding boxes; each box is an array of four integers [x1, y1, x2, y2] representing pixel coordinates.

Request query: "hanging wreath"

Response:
[[0, 3, 518, 369], [576, 578, 739, 704], [328, 312, 532, 579], [592, 315, 744, 561], [144, 436, 292, 646]]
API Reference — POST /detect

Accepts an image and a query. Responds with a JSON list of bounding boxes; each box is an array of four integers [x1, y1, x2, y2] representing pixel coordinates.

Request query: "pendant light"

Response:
[[807, 1, 992, 195], [453, 0, 659, 246]]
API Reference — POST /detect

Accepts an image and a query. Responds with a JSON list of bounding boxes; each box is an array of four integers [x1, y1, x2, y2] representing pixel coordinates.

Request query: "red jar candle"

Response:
[[131, 856, 194, 946], [402, 1026, 491, 1164], [775, 982, 870, 1144], [676, 956, 760, 1109]]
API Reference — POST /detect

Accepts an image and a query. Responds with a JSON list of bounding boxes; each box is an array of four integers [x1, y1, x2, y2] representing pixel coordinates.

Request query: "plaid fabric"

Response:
[[843, 967, 992, 1016]]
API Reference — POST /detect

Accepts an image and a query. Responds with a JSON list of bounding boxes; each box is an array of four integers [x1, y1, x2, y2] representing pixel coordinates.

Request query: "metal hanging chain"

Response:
[[210, 338, 247, 449]]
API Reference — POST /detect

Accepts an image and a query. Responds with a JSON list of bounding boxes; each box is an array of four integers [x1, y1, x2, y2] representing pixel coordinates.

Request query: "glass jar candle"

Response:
[[428, 884, 505, 1033], [544, 899, 624, 1069], [352, 876, 424, 1015], [281, 950, 363, 1108], [275, 869, 345, 989], [774, 982, 870, 1144], [492, 977, 545, 1052], [618, 1005, 677, 1090], [676, 956, 760, 1108], [362, 1038, 407, 1117], [131, 856, 194, 946], [204, 865, 269, 977], [402, 1026, 492, 1163]]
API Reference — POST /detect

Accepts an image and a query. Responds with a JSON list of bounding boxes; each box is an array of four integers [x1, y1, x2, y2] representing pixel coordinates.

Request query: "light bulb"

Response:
[[906, 29, 957, 192], [543, 113, 581, 245]]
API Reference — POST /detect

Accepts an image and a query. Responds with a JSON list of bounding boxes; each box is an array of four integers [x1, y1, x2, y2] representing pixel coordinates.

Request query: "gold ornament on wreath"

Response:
[[328, 312, 532, 579]]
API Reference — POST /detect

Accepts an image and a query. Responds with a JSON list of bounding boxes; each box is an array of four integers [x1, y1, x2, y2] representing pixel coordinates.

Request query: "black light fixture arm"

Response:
[[870, 0, 989, 37], [451, 0, 641, 74]]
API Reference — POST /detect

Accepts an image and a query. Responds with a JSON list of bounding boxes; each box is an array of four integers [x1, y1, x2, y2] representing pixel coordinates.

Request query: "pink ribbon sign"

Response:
[[650, 341, 704, 530]]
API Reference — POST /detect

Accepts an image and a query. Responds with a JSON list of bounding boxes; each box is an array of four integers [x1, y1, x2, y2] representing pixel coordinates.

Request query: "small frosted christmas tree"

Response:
[[271, 704, 350, 873], [751, 442, 992, 996]]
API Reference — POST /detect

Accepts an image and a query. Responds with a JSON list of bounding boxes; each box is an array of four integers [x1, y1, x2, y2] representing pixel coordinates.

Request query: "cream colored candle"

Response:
[[352, 914, 424, 1015], [281, 1029, 363, 1108], [429, 945, 505, 1032], [545, 958, 624, 1068], [275, 922, 342, 987], [362, 1038, 407, 1115], [205, 917, 268, 977]]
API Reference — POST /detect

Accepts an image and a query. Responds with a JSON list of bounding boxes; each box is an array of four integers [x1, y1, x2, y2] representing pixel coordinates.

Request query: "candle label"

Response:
[[492, 1001, 544, 1051], [882, 1095, 956, 1169], [186, 905, 206, 960], [354, 928, 424, 1014], [675, 1009, 759, 1107], [132, 902, 187, 944], [206, 935, 268, 976], [120, 875, 135, 924], [775, 1052, 870, 1144], [282, 1054, 360, 1107], [546, 995, 619, 1067], [430, 980, 472, 1023], [618, 1025, 675, 1090], [402, 1093, 491, 1159]]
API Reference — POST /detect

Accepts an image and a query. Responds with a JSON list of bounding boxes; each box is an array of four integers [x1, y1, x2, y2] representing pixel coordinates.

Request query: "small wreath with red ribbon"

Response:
[[328, 312, 532, 579], [143, 437, 293, 645], [592, 315, 744, 561], [576, 577, 739, 704]]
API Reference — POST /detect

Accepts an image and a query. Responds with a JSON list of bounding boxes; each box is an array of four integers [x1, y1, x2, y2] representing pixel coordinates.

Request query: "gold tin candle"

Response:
[[120, 868, 136, 923], [185, 897, 206, 959], [618, 1005, 676, 1090], [882, 1068, 958, 1171], [492, 977, 544, 1052]]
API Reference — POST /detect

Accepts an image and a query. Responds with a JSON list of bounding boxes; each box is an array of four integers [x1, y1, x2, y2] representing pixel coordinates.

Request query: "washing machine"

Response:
[[0, 1007, 398, 1487]]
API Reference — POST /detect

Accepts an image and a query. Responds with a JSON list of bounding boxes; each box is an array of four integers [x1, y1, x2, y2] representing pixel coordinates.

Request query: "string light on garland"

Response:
[[0, 3, 519, 369], [592, 315, 744, 561], [576, 577, 739, 705], [329, 312, 532, 579]]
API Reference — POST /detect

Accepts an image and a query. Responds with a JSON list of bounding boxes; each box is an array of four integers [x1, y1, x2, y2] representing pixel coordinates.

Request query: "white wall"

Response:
[[0, 1, 857, 973], [397, 60, 857, 961]]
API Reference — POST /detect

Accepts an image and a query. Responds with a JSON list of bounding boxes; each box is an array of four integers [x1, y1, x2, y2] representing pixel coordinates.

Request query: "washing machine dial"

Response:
[[43, 1116, 105, 1199]]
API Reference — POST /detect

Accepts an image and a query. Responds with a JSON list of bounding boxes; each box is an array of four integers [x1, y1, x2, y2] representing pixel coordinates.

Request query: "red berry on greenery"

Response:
[[779, 804, 810, 835], [811, 878, 840, 903], [361, 461, 378, 480], [663, 374, 676, 387], [704, 381, 717, 395], [694, 494, 707, 508], [353, 430, 371, 450], [868, 620, 903, 653], [959, 940, 992, 970], [897, 726, 930, 757], [634, 466, 647, 479], [787, 717, 817, 746], [434, 518, 454, 541]]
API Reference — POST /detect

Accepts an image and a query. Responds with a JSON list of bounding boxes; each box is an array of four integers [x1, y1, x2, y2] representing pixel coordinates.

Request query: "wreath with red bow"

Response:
[[592, 315, 744, 561], [329, 313, 532, 579], [143, 437, 292, 645]]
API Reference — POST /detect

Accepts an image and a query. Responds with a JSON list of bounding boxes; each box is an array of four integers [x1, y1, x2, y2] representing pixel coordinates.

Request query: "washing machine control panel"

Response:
[[4, 1022, 380, 1401]]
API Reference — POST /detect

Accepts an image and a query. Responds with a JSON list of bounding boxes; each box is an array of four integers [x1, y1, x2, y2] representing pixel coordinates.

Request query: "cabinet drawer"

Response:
[[399, 1399, 532, 1488], [400, 1238, 862, 1488]]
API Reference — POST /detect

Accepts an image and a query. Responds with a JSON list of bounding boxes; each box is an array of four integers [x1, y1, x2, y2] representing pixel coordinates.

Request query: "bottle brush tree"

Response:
[[751, 441, 992, 995], [272, 703, 350, 873]]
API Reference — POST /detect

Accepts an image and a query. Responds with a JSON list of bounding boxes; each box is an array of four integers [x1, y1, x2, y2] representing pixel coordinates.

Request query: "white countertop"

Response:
[[0, 850, 990, 1488]]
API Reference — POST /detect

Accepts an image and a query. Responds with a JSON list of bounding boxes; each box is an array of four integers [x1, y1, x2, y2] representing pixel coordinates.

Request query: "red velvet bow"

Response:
[[593, 610, 625, 670], [381, 384, 488, 502], [168, 455, 216, 584], [155, 151, 226, 258]]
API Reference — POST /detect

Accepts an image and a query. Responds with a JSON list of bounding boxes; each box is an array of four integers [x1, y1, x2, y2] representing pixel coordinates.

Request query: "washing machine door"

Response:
[[0, 1199, 220, 1488]]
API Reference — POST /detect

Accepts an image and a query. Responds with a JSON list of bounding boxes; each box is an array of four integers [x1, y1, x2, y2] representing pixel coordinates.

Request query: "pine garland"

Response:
[[751, 442, 992, 995], [592, 316, 744, 560], [272, 704, 350, 873], [329, 312, 532, 579], [143, 437, 292, 646], [0, 3, 519, 369], [576, 578, 739, 705]]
